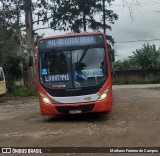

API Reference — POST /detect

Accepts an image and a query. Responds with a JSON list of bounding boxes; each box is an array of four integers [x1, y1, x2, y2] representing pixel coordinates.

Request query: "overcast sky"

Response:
[[36, 0, 160, 61], [110, 0, 160, 60]]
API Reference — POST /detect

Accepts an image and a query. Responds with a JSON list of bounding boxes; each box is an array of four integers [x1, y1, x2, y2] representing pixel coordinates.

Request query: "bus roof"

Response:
[[39, 32, 105, 41]]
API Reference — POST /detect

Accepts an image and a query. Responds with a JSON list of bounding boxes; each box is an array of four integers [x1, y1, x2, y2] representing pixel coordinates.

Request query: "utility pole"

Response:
[[83, 12, 87, 32], [102, 0, 106, 34], [24, 0, 35, 89]]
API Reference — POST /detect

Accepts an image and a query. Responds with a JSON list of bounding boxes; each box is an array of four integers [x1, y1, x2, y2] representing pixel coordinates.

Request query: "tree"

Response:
[[34, 33, 45, 46], [49, 0, 118, 34], [18, 0, 51, 88], [0, 0, 52, 89], [129, 44, 160, 69], [122, 0, 139, 19], [0, 0, 118, 89], [0, 0, 24, 91], [114, 59, 134, 70]]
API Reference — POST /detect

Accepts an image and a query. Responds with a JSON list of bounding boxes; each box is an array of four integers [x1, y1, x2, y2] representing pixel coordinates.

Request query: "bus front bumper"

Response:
[[39, 98, 112, 115]]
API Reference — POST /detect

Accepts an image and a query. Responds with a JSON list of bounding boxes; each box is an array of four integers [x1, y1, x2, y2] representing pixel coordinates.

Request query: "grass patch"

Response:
[[8, 86, 38, 97]]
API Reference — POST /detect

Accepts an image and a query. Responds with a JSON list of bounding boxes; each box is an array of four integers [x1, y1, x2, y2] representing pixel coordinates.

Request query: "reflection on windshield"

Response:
[[41, 51, 70, 75], [40, 48, 107, 89], [73, 48, 107, 87]]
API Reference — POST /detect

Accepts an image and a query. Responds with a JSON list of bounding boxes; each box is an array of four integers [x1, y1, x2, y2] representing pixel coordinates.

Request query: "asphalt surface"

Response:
[[0, 84, 160, 156]]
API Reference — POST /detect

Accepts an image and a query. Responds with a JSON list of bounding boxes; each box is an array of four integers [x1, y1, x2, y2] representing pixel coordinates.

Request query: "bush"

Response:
[[8, 86, 37, 97]]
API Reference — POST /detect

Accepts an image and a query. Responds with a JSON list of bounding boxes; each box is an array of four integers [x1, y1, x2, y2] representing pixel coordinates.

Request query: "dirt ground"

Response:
[[0, 85, 160, 156]]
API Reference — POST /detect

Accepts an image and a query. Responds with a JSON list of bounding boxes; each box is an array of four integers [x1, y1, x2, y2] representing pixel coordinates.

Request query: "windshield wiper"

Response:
[[78, 47, 89, 63], [75, 47, 89, 70]]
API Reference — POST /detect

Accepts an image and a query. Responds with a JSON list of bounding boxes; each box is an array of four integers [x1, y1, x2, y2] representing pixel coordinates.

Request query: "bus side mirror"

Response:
[[109, 49, 115, 74], [110, 50, 115, 62]]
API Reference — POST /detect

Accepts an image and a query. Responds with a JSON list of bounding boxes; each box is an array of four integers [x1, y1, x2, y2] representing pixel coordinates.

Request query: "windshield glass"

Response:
[[39, 47, 107, 89]]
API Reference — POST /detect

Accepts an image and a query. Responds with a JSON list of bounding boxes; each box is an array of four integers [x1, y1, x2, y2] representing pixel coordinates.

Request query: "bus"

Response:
[[36, 32, 113, 115], [0, 67, 6, 96]]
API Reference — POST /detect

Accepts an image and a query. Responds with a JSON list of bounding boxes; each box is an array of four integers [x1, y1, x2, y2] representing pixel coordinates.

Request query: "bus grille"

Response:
[[55, 104, 95, 114]]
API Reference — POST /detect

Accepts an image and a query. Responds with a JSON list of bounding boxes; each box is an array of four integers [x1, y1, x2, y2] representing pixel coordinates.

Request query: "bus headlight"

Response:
[[39, 92, 52, 104], [98, 87, 110, 100]]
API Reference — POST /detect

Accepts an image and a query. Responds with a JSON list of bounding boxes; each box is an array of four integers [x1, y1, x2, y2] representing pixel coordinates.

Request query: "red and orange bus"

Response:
[[36, 32, 113, 115]]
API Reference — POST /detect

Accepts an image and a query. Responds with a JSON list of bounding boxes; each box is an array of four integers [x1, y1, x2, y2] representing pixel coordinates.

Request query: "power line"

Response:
[[115, 38, 160, 43], [110, 30, 160, 35], [110, 0, 160, 8]]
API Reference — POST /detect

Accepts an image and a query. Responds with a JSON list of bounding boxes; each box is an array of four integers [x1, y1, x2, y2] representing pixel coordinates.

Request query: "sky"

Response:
[[110, 0, 160, 60], [35, 0, 160, 61]]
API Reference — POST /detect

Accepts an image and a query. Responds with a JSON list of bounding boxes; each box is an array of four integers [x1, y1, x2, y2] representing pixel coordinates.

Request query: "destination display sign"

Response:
[[39, 35, 104, 49]]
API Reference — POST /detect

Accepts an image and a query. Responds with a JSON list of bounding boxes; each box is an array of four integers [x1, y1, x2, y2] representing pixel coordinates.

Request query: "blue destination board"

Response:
[[39, 35, 103, 49]]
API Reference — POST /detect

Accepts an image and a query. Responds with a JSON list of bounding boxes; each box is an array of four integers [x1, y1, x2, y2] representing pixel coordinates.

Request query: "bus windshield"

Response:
[[39, 47, 107, 89]]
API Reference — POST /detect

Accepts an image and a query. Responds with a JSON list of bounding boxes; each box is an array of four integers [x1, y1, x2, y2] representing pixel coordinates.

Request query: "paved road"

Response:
[[0, 85, 160, 156]]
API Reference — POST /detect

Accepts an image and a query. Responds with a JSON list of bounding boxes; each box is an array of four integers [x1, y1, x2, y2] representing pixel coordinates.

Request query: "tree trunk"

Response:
[[16, 2, 24, 86], [25, 1, 36, 89]]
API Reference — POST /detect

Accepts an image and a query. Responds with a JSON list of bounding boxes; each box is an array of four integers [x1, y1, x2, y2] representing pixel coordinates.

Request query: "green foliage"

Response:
[[0, 0, 24, 91], [129, 43, 160, 69], [34, 33, 45, 46], [114, 44, 160, 71], [114, 59, 134, 70], [4, 54, 23, 88], [49, 0, 118, 34], [8, 85, 37, 97]]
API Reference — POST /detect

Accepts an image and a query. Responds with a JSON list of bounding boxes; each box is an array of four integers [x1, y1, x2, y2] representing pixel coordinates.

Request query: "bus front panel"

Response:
[[37, 33, 112, 114]]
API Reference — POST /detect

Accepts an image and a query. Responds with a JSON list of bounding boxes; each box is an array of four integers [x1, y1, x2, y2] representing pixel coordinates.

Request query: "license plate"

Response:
[[69, 109, 82, 114]]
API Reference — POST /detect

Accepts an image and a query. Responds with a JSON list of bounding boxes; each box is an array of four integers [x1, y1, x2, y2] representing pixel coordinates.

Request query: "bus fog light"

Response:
[[39, 92, 52, 104]]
